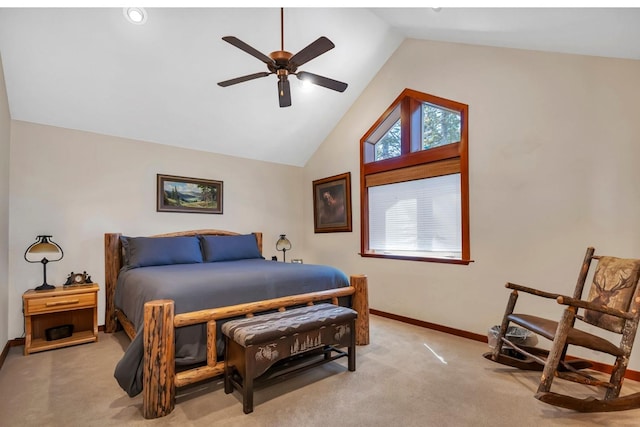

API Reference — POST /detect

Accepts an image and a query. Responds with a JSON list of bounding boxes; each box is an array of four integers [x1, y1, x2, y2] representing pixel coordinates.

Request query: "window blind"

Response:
[[368, 173, 461, 256]]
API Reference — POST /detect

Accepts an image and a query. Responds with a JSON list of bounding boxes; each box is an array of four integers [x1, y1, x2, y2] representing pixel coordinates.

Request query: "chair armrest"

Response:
[[505, 282, 563, 300], [556, 295, 636, 320]]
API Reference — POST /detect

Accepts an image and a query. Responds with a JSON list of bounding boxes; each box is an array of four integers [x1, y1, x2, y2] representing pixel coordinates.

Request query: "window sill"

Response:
[[359, 252, 473, 265]]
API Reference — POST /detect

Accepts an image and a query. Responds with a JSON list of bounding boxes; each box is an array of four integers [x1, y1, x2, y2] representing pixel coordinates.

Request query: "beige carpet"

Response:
[[2, 315, 640, 427]]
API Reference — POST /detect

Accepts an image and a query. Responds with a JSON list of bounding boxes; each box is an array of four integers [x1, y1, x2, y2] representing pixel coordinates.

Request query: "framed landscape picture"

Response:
[[312, 172, 352, 233], [157, 174, 223, 214]]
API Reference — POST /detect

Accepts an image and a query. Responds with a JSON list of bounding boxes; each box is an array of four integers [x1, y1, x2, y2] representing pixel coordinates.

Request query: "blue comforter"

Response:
[[114, 259, 350, 396]]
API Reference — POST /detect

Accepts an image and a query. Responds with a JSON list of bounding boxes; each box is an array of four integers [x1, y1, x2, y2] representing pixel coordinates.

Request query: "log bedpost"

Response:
[[104, 233, 122, 333], [351, 274, 370, 345], [143, 300, 176, 419]]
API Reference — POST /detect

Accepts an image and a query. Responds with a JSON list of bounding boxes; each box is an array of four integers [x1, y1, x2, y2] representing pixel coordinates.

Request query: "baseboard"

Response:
[[369, 308, 640, 382], [9, 337, 25, 347], [370, 308, 488, 342], [0, 337, 23, 370], [0, 341, 9, 371]]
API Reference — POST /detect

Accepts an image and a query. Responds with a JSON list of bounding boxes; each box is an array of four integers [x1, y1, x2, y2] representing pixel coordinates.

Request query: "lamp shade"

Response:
[[276, 234, 292, 251], [25, 235, 63, 261], [26, 241, 60, 254]]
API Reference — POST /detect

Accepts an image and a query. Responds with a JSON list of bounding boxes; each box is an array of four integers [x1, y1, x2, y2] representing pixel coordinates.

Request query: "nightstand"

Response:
[[22, 284, 99, 355]]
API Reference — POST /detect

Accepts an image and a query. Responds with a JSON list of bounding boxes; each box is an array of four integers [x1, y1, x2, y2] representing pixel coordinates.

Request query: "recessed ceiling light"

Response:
[[124, 7, 147, 25]]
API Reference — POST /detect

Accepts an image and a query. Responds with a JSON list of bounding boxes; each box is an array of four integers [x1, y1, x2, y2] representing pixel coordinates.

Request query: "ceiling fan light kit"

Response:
[[217, 8, 348, 108]]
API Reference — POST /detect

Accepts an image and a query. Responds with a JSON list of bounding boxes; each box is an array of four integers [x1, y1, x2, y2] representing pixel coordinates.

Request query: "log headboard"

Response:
[[104, 229, 263, 333]]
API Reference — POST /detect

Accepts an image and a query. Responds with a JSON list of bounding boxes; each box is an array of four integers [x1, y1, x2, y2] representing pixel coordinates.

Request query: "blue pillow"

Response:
[[120, 236, 203, 269], [199, 234, 262, 262]]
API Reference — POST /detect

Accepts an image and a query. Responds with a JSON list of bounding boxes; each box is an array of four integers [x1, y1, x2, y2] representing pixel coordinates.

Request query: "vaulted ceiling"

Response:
[[1, 7, 638, 166]]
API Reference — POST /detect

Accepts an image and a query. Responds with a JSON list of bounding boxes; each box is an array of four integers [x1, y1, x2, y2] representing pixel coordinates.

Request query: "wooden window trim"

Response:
[[360, 88, 471, 264], [365, 158, 460, 188]]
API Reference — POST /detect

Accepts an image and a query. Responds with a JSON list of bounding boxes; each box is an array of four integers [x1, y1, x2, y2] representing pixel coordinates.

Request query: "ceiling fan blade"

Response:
[[296, 71, 348, 92], [222, 36, 275, 66], [289, 36, 335, 68], [217, 72, 271, 87], [278, 78, 292, 108]]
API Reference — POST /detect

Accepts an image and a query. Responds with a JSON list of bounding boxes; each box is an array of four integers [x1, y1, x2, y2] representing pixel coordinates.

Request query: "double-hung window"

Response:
[[360, 89, 470, 264]]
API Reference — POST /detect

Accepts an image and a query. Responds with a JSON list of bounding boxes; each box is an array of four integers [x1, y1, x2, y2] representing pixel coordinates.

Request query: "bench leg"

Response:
[[243, 351, 255, 414], [348, 319, 356, 372], [224, 368, 233, 395], [224, 337, 233, 394], [243, 375, 254, 414]]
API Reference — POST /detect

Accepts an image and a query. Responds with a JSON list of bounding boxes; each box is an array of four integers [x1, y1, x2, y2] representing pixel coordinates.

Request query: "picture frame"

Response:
[[312, 172, 352, 233], [157, 174, 223, 214]]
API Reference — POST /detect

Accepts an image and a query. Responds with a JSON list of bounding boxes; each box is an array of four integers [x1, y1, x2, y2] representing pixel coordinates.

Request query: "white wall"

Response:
[[0, 53, 10, 347], [304, 39, 640, 368], [7, 121, 305, 340]]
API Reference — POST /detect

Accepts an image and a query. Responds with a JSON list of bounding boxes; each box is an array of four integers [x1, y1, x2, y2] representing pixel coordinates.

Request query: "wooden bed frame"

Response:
[[104, 229, 369, 419]]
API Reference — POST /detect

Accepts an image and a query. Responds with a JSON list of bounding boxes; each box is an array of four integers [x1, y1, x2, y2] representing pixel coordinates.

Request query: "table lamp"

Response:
[[275, 234, 292, 262], [24, 235, 64, 291]]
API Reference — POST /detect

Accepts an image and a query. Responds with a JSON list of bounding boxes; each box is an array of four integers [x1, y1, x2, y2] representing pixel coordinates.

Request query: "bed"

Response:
[[104, 229, 369, 419]]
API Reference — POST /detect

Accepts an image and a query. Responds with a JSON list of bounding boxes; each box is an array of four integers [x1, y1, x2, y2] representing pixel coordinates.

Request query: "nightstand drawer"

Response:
[[25, 291, 96, 314]]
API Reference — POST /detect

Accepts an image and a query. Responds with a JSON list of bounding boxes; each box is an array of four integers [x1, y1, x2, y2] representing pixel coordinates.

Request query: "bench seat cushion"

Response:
[[222, 304, 357, 347]]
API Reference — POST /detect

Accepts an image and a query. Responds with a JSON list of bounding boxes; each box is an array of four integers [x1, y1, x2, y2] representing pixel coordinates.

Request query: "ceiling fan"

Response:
[[217, 8, 348, 108]]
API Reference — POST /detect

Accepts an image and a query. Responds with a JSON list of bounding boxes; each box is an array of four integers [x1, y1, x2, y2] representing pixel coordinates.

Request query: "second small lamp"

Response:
[[275, 234, 292, 262]]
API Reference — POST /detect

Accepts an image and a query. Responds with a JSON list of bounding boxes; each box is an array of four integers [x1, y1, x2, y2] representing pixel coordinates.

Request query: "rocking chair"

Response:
[[484, 247, 640, 412]]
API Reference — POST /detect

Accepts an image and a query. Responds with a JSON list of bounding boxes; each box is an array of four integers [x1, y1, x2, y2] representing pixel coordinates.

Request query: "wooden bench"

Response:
[[222, 303, 357, 413]]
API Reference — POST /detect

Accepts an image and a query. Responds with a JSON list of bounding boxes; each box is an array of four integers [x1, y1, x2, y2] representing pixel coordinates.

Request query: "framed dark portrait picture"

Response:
[[157, 174, 223, 214], [312, 172, 352, 233]]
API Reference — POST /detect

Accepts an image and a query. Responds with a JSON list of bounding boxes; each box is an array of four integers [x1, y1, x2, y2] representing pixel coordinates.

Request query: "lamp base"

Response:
[[34, 283, 55, 291]]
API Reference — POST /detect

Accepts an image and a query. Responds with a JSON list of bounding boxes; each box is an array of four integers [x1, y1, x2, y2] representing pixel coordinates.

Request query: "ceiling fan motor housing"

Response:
[[269, 51, 296, 75]]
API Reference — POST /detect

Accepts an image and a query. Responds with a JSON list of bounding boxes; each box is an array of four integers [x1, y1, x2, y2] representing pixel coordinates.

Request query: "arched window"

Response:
[[360, 89, 470, 264]]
